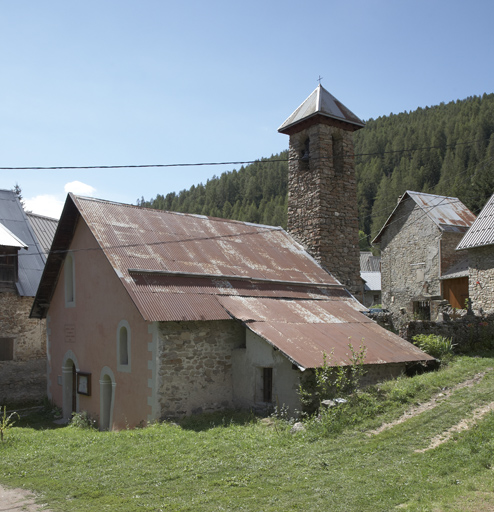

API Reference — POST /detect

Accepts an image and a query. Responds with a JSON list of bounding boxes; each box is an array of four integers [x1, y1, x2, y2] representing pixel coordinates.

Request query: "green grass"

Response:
[[2, 355, 494, 511]]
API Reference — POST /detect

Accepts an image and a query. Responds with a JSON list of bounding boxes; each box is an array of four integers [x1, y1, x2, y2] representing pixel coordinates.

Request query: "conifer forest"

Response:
[[137, 94, 494, 250]]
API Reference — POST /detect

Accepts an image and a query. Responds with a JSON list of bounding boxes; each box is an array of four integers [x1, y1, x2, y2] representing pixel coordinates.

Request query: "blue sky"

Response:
[[1, 0, 493, 218]]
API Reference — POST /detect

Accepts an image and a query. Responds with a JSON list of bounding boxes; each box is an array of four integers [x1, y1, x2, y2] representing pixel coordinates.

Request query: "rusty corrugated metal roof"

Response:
[[457, 192, 494, 250], [218, 296, 431, 368], [373, 191, 476, 244], [31, 194, 434, 368]]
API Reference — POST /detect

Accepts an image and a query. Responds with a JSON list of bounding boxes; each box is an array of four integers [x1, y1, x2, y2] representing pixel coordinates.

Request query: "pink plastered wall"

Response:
[[47, 219, 152, 429]]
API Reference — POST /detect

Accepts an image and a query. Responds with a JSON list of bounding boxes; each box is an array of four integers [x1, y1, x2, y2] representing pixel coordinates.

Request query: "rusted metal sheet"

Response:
[[248, 320, 433, 369], [31, 194, 433, 369], [457, 192, 494, 250], [374, 191, 476, 244], [218, 296, 433, 368]]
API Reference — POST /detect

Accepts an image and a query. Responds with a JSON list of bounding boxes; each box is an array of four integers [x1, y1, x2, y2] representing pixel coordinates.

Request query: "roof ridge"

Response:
[[73, 194, 283, 231]]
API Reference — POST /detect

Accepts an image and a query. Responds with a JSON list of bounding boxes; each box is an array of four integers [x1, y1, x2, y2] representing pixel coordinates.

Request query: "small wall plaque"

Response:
[[76, 372, 91, 396]]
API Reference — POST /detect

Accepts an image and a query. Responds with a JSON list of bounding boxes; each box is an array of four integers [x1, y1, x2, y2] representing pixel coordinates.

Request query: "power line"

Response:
[[0, 138, 488, 171]]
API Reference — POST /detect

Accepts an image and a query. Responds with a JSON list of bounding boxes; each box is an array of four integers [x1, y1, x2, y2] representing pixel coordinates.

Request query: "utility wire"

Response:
[[0, 138, 488, 171]]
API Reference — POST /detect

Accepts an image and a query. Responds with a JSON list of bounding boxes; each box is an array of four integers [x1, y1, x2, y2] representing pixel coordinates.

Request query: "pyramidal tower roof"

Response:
[[278, 84, 364, 134]]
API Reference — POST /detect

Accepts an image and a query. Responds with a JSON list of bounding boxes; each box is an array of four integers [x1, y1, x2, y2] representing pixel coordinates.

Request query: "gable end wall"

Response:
[[380, 201, 441, 316]]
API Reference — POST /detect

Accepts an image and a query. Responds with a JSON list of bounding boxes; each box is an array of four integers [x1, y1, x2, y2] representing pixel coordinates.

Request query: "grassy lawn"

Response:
[[2, 355, 494, 511]]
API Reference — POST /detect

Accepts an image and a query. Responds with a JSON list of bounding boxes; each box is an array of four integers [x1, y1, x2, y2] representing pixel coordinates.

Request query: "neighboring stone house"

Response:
[[360, 252, 381, 307], [373, 191, 476, 321], [457, 191, 494, 313], [0, 189, 57, 406], [30, 87, 433, 430]]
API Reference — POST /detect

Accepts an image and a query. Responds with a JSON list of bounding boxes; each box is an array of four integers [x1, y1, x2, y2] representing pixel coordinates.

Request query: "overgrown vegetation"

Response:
[[412, 334, 456, 360], [137, 94, 494, 247], [3, 355, 494, 511], [0, 406, 19, 443]]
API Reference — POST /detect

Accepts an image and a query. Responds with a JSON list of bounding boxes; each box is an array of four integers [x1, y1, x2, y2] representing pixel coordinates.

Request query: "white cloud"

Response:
[[24, 195, 64, 219], [64, 181, 96, 196]]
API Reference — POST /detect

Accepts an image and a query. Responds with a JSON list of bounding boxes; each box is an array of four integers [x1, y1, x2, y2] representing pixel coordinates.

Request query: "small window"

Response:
[[119, 327, 128, 365], [263, 367, 273, 402], [117, 320, 131, 372], [0, 338, 14, 361], [0, 249, 18, 285], [64, 252, 75, 307]]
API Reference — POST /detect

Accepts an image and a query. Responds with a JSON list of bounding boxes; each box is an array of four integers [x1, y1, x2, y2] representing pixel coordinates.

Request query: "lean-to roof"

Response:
[[32, 194, 433, 369], [457, 192, 494, 250]]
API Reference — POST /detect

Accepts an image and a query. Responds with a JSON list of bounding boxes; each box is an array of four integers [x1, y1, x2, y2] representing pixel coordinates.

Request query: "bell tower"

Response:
[[278, 84, 364, 297]]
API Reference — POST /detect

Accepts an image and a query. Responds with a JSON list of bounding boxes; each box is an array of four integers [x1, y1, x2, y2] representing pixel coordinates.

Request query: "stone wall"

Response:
[[380, 200, 441, 318], [362, 362, 407, 386], [468, 246, 494, 313], [157, 320, 245, 418], [399, 313, 494, 352], [0, 360, 46, 406], [287, 123, 361, 297], [0, 293, 47, 405], [440, 232, 466, 274]]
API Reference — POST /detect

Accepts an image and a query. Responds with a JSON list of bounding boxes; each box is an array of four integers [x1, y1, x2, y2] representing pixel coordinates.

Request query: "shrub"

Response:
[[69, 411, 97, 429], [412, 334, 455, 360], [298, 341, 367, 415], [0, 405, 19, 442]]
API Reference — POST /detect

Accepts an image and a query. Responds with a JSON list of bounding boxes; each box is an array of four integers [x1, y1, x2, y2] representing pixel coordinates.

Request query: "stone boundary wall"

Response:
[[399, 313, 494, 351], [157, 320, 245, 418], [0, 360, 46, 406]]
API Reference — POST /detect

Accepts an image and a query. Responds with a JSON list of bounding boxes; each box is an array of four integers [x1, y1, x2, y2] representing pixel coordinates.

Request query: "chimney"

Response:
[[278, 84, 364, 297]]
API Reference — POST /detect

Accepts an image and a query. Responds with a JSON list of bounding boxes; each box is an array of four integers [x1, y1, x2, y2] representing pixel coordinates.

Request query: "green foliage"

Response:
[[69, 410, 97, 430], [0, 406, 19, 442], [299, 342, 367, 415], [2, 356, 494, 511], [412, 334, 455, 359]]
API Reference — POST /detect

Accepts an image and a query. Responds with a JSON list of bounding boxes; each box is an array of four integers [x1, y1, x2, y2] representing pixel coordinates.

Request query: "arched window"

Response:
[[99, 367, 116, 431], [117, 320, 131, 372], [64, 252, 75, 307]]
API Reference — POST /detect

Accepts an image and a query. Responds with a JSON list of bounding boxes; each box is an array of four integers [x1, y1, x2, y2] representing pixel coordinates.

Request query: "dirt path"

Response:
[[368, 369, 493, 445], [0, 484, 52, 512]]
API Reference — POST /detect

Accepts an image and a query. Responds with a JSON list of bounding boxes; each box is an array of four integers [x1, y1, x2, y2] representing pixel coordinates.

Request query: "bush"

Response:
[[412, 334, 455, 360]]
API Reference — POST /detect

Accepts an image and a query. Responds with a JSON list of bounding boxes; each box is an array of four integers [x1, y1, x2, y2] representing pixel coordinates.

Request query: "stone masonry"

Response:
[[157, 320, 245, 418], [380, 199, 441, 319], [468, 245, 494, 313], [287, 123, 361, 297], [0, 293, 47, 405]]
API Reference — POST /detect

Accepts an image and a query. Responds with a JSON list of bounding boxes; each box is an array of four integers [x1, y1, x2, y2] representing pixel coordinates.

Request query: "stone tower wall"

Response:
[[287, 123, 361, 296]]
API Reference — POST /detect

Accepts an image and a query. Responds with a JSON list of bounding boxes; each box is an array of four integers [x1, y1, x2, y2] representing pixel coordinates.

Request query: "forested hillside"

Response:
[[137, 93, 494, 247]]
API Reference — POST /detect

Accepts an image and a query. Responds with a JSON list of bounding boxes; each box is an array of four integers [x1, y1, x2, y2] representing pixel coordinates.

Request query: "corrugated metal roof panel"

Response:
[[27, 213, 58, 256], [218, 296, 433, 368], [0, 189, 46, 297], [457, 192, 494, 250], [247, 320, 431, 369], [32, 194, 433, 369], [360, 252, 380, 272], [361, 272, 381, 291], [373, 191, 476, 244]]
